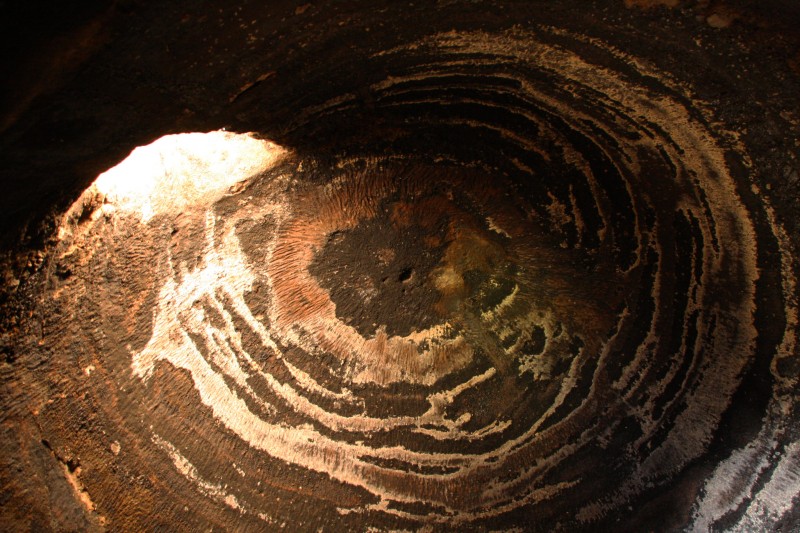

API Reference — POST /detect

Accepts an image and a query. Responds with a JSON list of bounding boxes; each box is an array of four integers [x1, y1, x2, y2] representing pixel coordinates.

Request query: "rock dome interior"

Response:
[[1, 1, 799, 531]]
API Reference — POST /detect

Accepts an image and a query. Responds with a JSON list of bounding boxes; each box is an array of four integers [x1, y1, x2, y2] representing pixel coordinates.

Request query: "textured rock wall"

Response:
[[1, 1, 799, 531]]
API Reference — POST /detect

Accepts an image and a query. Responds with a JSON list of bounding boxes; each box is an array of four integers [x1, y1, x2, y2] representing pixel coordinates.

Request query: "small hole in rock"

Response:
[[398, 267, 413, 283]]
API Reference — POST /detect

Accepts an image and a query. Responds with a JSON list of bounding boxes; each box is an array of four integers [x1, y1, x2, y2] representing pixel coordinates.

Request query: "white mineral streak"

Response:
[[281, 358, 359, 403], [515, 311, 559, 378], [690, 192, 799, 531], [413, 368, 510, 440], [151, 434, 278, 523], [763, 191, 799, 386], [132, 214, 277, 416], [632, 210, 708, 440], [690, 435, 779, 530], [152, 434, 243, 511], [486, 216, 511, 238], [568, 185, 586, 247], [545, 192, 572, 238], [480, 284, 519, 323], [731, 440, 800, 531]]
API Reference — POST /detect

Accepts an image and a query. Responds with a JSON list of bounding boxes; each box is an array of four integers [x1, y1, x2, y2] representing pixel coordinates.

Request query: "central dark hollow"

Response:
[[309, 200, 449, 337], [397, 267, 413, 283]]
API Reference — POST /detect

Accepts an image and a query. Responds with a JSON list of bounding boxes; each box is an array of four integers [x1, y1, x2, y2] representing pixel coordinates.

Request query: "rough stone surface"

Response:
[[1, 1, 799, 531]]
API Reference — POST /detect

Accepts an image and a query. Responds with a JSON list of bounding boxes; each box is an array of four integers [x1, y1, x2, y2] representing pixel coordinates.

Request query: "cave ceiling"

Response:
[[1, 1, 799, 531]]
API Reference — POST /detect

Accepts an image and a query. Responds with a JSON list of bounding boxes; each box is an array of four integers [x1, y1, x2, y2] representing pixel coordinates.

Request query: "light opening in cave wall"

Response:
[[86, 131, 286, 223]]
